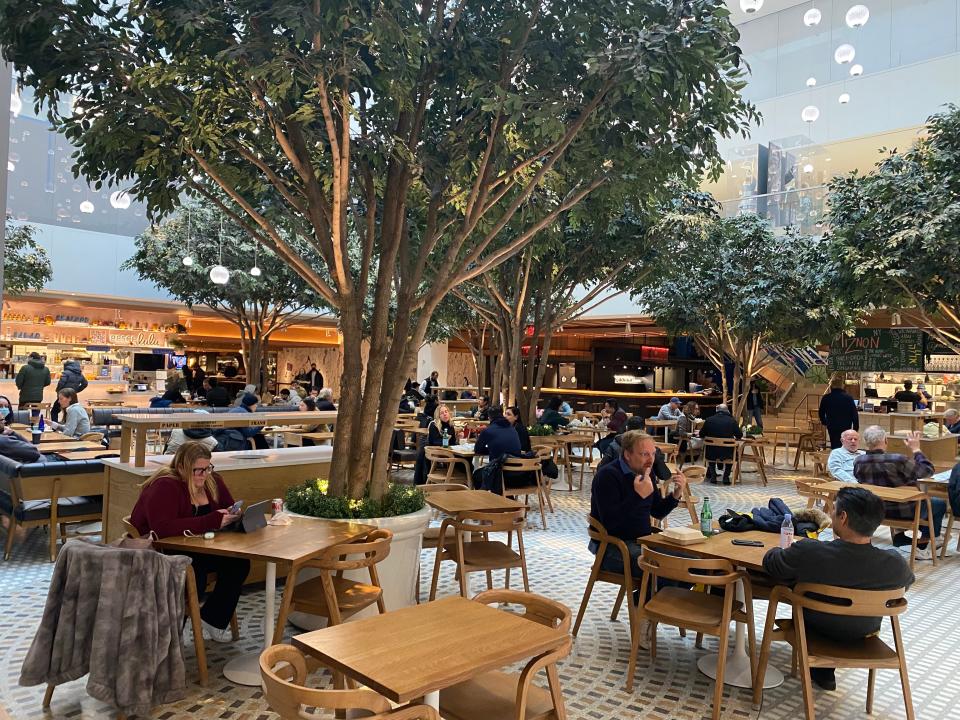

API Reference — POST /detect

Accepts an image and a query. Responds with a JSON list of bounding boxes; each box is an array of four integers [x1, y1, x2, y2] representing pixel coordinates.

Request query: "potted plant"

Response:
[[283, 479, 429, 628], [528, 424, 557, 437]]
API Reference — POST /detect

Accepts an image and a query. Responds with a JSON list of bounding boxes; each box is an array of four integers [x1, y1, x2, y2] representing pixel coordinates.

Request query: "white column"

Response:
[[417, 341, 449, 386]]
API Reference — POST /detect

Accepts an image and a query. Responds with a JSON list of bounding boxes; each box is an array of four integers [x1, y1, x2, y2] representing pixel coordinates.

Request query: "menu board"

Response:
[[827, 329, 924, 372]]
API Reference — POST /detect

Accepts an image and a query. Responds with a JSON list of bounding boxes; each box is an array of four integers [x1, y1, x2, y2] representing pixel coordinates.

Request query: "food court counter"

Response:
[[101, 445, 334, 542], [538, 388, 723, 417]]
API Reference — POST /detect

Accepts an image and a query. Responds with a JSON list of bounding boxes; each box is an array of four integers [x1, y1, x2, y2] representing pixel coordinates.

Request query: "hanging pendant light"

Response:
[[109, 190, 131, 209], [209, 217, 230, 285], [806, 76, 817, 87], [739, 0, 763, 13], [850, 64, 864, 77], [249, 243, 262, 277], [801, 105, 820, 123], [803, 7, 822, 27], [845, 4, 870, 28], [838, 92, 851, 104], [182, 207, 195, 266], [834, 44, 856, 64], [79, 200, 94, 214]]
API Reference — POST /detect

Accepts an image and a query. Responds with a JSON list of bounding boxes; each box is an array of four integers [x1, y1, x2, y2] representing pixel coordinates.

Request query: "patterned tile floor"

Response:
[[1, 464, 959, 719]]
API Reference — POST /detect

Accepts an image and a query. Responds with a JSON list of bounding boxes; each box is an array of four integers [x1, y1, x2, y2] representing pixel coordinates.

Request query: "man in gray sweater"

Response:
[[762, 486, 914, 691]]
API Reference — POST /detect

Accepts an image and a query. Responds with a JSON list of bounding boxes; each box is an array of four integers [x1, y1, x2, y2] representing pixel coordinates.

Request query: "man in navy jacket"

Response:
[[819, 377, 859, 449]]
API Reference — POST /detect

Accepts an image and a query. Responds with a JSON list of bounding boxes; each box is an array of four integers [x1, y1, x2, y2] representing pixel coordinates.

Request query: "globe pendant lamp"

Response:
[[739, 0, 763, 13], [109, 190, 131, 209], [209, 218, 230, 285], [834, 44, 856, 64], [845, 4, 870, 28], [850, 64, 864, 77], [250, 243, 262, 277], [182, 207, 195, 267], [801, 105, 820, 123], [804, 7, 822, 27]]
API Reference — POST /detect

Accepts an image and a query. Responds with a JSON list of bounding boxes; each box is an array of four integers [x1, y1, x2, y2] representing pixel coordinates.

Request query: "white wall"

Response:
[[417, 342, 448, 386]]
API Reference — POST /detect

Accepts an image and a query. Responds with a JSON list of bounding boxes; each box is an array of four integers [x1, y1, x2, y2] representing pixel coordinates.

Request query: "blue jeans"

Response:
[[589, 538, 642, 575], [749, 406, 763, 429]]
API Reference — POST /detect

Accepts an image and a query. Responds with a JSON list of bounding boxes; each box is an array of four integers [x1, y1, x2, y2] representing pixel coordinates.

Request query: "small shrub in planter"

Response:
[[528, 424, 556, 436], [285, 479, 425, 520]]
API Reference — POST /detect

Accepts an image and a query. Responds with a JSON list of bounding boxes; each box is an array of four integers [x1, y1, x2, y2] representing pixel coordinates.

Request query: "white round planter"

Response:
[[286, 505, 430, 630]]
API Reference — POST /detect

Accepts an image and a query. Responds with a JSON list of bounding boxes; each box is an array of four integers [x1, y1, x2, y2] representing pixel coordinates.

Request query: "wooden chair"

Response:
[[439, 590, 571, 720], [2, 470, 102, 562], [702, 438, 740, 484], [753, 584, 914, 720], [502, 455, 550, 529], [564, 432, 595, 492], [572, 515, 644, 692], [637, 546, 756, 720], [272, 529, 393, 644], [417, 483, 470, 602], [879, 494, 939, 569], [794, 421, 826, 469], [929, 484, 958, 560], [429, 508, 529, 600], [120, 515, 240, 684], [654, 441, 679, 465], [793, 477, 833, 513], [424, 446, 472, 486], [79, 431, 104, 444], [811, 450, 832, 480], [260, 644, 439, 720], [680, 465, 707, 526], [736, 437, 768, 486]]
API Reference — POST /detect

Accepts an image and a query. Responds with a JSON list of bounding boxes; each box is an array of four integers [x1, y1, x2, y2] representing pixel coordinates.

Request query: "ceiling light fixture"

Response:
[[79, 200, 94, 214], [182, 207, 195, 266], [850, 63, 864, 77], [839, 92, 851, 104], [845, 4, 870, 28], [109, 190, 131, 209], [250, 243, 262, 277], [739, 0, 763, 13], [209, 217, 230, 285], [834, 44, 856, 64], [803, 7, 822, 26], [806, 76, 817, 87], [801, 105, 820, 123]]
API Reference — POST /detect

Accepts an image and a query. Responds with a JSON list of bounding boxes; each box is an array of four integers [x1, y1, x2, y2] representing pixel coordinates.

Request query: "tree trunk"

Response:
[[239, 327, 270, 394]]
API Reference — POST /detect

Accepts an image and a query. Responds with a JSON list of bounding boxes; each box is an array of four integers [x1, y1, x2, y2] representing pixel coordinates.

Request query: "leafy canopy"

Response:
[[4, 222, 53, 295], [827, 105, 960, 348]]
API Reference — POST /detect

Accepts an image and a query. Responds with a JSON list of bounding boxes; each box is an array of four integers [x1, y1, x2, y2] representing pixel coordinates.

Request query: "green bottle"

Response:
[[700, 497, 713, 536]]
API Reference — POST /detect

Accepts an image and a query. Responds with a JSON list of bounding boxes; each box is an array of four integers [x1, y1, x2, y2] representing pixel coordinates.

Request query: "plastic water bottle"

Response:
[[442, 429, 450, 448], [700, 497, 713, 536], [780, 513, 794, 548]]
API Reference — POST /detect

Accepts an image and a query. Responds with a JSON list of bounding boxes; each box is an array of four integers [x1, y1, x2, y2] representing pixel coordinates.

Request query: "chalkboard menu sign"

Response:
[[925, 334, 960, 356], [827, 329, 924, 372]]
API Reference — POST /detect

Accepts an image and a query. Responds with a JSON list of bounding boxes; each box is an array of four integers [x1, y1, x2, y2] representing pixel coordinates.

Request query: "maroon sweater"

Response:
[[130, 474, 236, 538]]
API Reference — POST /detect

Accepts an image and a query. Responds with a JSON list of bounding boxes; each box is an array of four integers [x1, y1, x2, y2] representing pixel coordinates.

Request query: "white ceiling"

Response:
[[724, 0, 814, 24]]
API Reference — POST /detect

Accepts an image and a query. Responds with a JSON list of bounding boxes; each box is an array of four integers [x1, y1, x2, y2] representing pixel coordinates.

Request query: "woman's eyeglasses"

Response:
[[192, 465, 215, 475]]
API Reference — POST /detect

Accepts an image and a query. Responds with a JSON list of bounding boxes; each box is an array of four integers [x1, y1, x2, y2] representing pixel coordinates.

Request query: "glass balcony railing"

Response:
[[718, 185, 829, 234]]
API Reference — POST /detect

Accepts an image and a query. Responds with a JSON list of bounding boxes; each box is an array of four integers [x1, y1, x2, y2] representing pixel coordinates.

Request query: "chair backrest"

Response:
[[682, 465, 707, 484], [530, 436, 557, 448], [638, 546, 739, 588], [121, 515, 140, 538], [80, 431, 104, 443], [456, 507, 526, 533], [260, 644, 394, 719], [586, 514, 609, 543], [473, 589, 572, 633], [316, 529, 393, 571], [502, 456, 543, 473], [791, 583, 908, 618], [654, 442, 679, 456], [775, 425, 802, 433], [420, 482, 469, 494], [703, 438, 739, 448], [424, 446, 455, 462]]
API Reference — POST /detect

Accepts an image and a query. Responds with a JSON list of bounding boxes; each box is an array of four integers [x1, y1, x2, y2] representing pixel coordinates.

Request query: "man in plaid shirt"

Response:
[[854, 426, 946, 560]]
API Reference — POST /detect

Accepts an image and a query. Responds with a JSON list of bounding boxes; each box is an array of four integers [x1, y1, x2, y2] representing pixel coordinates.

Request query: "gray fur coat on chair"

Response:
[[20, 539, 191, 716]]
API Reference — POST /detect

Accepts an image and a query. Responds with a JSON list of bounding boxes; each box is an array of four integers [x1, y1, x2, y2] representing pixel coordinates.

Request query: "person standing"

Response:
[[818, 376, 859, 449], [419, 370, 440, 397], [305, 363, 324, 393], [15, 352, 51, 408], [745, 380, 764, 429], [191, 364, 206, 397], [51, 359, 88, 423]]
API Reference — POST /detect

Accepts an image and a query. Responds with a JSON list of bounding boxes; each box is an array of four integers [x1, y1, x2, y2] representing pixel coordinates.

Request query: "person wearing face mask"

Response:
[[0, 395, 42, 463]]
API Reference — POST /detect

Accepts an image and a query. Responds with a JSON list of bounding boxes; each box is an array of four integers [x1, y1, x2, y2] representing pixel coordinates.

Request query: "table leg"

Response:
[[697, 579, 783, 689], [425, 691, 440, 709], [223, 561, 277, 686], [664, 427, 669, 443]]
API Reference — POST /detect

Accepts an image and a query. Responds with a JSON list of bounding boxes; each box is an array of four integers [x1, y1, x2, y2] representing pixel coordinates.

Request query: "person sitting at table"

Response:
[[471, 395, 491, 421], [129, 441, 248, 643], [559, 399, 573, 416], [214, 393, 268, 450], [539, 397, 570, 430], [763, 486, 914, 691], [47, 388, 91, 439], [943, 408, 960, 434], [276, 388, 300, 407], [597, 399, 628, 455], [505, 405, 531, 452], [0, 400, 42, 462], [165, 410, 218, 455], [419, 394, 439, 426], [599, 416, 644, 467], [474, 405, 521, 461], [413, 404, 461, 485], [827, 429, 864, 482], [203, 377, 231, 408], [892, 379, 922, 410], [293, 397, 327, 436], [701, 403, 742, 485], [854, 426, 944, 561], [315, 387, 336, 411], [656, 396, 683, 422], [676, 401, 701, 462], [459, 379, 476, 400]]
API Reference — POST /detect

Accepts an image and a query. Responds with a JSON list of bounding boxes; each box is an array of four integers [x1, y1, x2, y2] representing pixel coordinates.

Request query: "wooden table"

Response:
[[52, 449, 120, 460], [292, 596, 566, 709], [117, 410, 338, 466], [32, 440, 106, 453], [424, 489, 525, 515], [644, 418, 678, 442], [12, 428, 76, 443], [155, 516, 374, 686], [640, 528, 785, 690]]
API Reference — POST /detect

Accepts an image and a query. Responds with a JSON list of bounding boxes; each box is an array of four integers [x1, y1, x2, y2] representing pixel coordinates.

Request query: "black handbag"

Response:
[[541, 458, 559, 479]]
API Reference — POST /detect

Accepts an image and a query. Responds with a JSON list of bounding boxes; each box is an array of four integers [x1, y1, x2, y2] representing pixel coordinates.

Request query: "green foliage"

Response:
[[826, 105, 960, 350], [4, 222, 52, 295], [805, 366, 830, 385], [284, 478, 425, 519], [527, 424, 556, 436]]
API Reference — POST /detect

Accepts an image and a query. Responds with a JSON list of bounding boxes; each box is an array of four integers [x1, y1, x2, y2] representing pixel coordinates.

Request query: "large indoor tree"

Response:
[[457, 204, 653, 421], [827, 105, 960, 353], [3, 221, 53, 296], [1, 0, 757, 498], [633, 195, 851, 418], [122, 201, 329, 391]]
